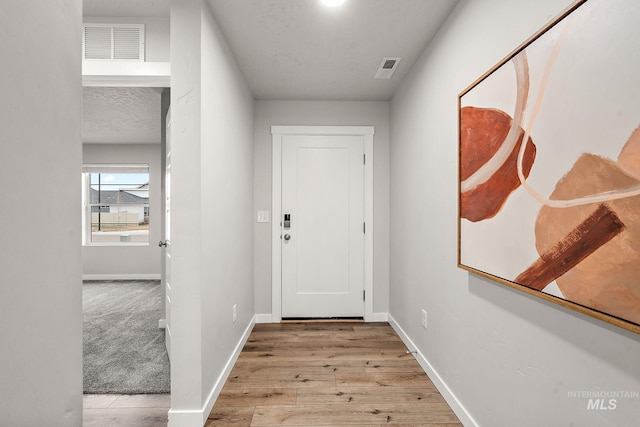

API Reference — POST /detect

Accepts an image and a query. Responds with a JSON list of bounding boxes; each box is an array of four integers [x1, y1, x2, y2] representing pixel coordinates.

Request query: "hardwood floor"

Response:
[[83, 394, 170, 427], [207, 321, 462, 426], [83, 322, 462, 426]]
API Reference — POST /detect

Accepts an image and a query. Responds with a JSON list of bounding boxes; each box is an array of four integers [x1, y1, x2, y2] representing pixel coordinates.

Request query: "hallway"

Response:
[[208, 322, 461, 426]]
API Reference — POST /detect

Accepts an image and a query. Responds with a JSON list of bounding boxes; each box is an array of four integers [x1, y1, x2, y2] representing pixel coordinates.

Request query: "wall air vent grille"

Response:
[[382, 59, 397, 69], [375, 57, 401, 79], [83, 24, 145, 61]]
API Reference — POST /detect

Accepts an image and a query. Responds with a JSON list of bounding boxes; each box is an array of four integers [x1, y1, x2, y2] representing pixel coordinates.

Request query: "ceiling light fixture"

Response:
[[320, 0, 346, 7]]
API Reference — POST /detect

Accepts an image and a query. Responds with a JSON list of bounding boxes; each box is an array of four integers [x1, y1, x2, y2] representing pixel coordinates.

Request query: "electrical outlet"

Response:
[[233, 304, 237, 323], [421, 309, 427, 329]]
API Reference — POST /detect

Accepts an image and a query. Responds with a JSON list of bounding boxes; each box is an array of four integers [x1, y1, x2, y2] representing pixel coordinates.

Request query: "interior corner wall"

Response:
[[0, 1, 83, 426], [200, 0, 255, 407], [389, 0, 640, 426], [82, 143, 162, 279], [253, 101, 391, 318], [169, 0, 255, 424]]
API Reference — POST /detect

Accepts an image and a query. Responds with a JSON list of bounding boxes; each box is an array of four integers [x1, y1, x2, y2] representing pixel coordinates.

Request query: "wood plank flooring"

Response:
[[83, 393, 170, 427], [207, 322, 462, 427]]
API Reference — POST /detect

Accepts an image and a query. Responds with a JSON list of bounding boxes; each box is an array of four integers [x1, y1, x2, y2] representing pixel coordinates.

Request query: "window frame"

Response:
[[82, 164, 150, 247]]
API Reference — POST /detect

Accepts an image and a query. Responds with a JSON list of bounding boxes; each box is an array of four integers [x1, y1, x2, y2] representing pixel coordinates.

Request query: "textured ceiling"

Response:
[[83, 0, 169, 18], [82, 0, 167, 145], [82, 87, 162, 144], [82, 0, 458, 101], [206, 0, 459, 101], [80, 0, 458, 144]]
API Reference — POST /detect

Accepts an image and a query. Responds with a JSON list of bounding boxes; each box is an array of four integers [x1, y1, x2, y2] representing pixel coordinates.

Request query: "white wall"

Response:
[[389, 0, 640, 426], [0, 1, 83, 426], [253, 101, 390, 317], [170, 0, 204, 418], [170, 0, 255, 424], [201, 0, 255, 402], [82, 143, 162, 279], [83, 16, 170, 62]]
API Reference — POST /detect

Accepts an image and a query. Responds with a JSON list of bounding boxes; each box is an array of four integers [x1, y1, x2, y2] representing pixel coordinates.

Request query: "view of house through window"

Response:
[[82, 165, 150, 245]]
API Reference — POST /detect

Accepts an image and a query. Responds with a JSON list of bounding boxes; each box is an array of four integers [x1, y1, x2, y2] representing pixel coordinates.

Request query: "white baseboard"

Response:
[[168, 316, 255, 427], [369, 312, 389, 322], [202, 316, 255, 424], [387, 314, 478, 427], [254, 314, 273, 324], [83, 274, 161, 281], [167, 409, 202, 427]]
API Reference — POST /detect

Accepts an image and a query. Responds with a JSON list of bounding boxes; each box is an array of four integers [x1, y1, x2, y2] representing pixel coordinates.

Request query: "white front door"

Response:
[[164, 109, 172, 357], [281, 134, 365, 318]]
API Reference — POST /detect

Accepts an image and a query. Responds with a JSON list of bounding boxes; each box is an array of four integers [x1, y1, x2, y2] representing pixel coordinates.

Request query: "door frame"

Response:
[[159, 91, 171, 330], [271, 125, 374, 322]]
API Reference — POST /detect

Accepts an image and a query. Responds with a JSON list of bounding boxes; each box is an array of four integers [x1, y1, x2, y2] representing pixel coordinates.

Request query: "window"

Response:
[[82, 164, 150, 245]]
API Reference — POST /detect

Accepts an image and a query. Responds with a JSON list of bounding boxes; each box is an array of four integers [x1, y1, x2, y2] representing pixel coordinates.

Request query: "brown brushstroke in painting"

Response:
[[460, 106, 536, 222], [516, 204, 625, 291], [535, 152, 640, 324]]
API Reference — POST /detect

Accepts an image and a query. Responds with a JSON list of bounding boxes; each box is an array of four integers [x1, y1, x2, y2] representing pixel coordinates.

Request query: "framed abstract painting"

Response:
[[458, 0, 640, 333]]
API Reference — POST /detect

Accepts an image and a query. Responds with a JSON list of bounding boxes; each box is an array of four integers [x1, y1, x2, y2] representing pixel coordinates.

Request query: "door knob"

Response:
[[284, 234, 291, 241], [159, 240, 168, 247]]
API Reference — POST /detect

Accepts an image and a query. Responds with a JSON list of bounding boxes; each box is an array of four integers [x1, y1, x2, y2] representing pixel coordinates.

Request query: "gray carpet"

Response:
[[83, 280, 170, 394]]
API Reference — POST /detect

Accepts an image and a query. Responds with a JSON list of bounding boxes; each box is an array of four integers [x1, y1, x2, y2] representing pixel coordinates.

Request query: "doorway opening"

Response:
[[81, 87, 171, 404]]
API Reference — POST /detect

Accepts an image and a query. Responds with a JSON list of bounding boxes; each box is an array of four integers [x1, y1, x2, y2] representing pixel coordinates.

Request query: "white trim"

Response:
[[271, 125, 375, 322], [83, 242, 150, 247], [370, 312, 389, 322], [388, 314, 479, 427], [201, 317, 255, 425], [271, 125, 375, 136], [168, 317, 255, 427], [363, 133, 374, 322], [271, 132, 283, 323], [82, 163, 150, 173], [82, 61, 170, 88], [255, 314, 273, 324], [83, 75, 170, 88], [82, 274, 161, 281], [167, 409, 202, 427], [158, 318, 167, 329]]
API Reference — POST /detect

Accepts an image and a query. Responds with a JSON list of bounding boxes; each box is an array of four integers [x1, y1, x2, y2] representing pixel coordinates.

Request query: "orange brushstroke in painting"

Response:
[[460, 106, 537, 222]]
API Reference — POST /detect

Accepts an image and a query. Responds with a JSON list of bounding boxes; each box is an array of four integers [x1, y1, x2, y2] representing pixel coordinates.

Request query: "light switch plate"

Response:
[[257, 210, 270, 223]]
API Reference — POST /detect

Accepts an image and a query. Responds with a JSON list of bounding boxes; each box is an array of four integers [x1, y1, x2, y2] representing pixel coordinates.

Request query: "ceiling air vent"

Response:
[[375, 57, 401, 79], [83, 24, 145, 61]]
